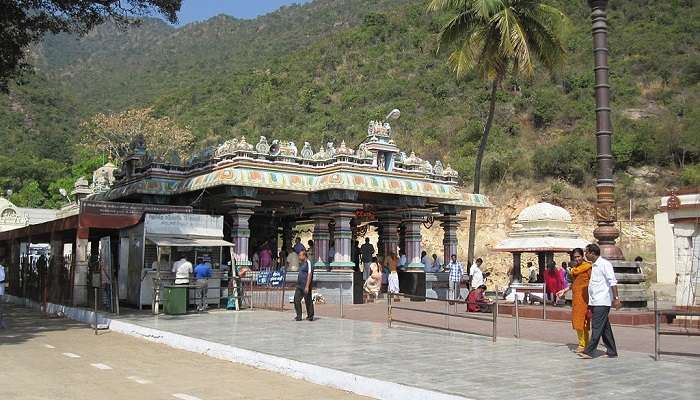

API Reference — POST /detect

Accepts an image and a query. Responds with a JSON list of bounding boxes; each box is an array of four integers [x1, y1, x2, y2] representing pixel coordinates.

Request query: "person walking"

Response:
[[556, 248, 592, 353], [578, 244, 620, 359], [446, 254, 463, 302], [360, 238, 375, 281], [193, 258, 212, 311], [293, 250, 314, 321]]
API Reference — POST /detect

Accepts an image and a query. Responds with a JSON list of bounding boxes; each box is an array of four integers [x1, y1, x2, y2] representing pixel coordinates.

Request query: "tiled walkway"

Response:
[[116, 309, 700, 400]]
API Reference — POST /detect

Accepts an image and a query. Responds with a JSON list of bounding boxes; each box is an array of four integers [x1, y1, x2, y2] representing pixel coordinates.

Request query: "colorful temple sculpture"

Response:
[[0, 119, 491, 307]]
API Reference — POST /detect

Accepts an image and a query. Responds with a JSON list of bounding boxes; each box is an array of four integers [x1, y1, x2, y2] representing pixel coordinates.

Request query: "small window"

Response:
[[1, 208, 16, 218]]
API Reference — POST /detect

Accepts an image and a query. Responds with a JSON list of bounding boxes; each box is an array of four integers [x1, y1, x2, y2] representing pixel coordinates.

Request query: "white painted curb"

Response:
[[4, 295, 469, 400]]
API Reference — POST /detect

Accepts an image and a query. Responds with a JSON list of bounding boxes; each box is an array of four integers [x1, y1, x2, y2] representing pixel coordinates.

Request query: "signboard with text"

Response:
[[145, 213, 223, 237]]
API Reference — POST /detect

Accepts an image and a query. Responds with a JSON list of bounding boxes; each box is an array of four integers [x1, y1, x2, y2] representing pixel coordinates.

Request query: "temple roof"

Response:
[[103, 121, 492, 209], [494, 202, 588, 253], [104, 162, 491, 209]]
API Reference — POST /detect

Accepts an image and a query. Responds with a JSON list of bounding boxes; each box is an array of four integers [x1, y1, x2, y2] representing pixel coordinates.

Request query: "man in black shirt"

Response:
[[294, 250, 314, 321]]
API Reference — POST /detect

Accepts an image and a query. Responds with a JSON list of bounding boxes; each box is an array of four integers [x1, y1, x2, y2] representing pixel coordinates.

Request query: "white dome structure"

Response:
[[516, 202, 572, 224], [495, 202, 589, 253]]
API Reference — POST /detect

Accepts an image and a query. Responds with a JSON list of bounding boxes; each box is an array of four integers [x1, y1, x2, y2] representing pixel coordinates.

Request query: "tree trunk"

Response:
[[467, 79, 499, 265]]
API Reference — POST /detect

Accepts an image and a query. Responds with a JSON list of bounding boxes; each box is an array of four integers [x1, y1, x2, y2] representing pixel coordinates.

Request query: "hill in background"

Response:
[[0, 0, 698, 211]]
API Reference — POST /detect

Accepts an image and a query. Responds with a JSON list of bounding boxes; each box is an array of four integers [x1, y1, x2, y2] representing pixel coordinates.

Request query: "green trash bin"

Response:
[[163, 285, 187, 315]]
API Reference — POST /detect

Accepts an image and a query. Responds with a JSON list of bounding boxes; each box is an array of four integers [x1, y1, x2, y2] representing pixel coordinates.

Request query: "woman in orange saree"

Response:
[[557, 248, 592, 353]]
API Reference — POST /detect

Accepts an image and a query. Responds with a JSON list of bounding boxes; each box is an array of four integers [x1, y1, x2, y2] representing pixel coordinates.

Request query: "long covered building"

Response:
[[0, 119, 491, 307]]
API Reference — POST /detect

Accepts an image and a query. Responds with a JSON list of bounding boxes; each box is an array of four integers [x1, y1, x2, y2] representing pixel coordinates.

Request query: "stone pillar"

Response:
[[512, 252, 522, 283], [398, 224, 406, 256], [440, 214, 460, 265], [330, 202, 359, 270], [73, 228, 90, 306], [537, 252, 546, 283], [310, 212, 332, 269], [377, 213, 401, 258], [281, 220, 294, 253], [401, 208, 428, 271], [589, 0, 623, 260], [226, 199, 261, 268]]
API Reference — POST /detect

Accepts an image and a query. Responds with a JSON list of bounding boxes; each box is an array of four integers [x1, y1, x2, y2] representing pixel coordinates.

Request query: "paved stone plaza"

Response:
[[115, 309, 700, 400]]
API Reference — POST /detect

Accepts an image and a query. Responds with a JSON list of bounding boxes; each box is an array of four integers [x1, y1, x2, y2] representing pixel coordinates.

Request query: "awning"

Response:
[[147, 236, 234, 247]]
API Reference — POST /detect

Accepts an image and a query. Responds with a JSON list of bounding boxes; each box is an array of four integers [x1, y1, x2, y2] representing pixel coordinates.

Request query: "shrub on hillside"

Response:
[[680, 164, 700, 187], [534, 136, 594, 185]]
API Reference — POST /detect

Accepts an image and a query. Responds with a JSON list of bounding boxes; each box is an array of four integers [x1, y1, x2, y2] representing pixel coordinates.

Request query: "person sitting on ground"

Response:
[[466, 285, 492, 313], [363, 256, 382, 302]]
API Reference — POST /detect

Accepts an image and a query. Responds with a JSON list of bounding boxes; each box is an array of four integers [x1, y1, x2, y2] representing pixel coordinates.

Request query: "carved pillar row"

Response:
[[330, 202, 360, 271], [310, 212, 332, 268], [401, 208, 428, 271], [226, 199, 261, 268], [377, 214, 401, 258], [440, 214, 460, 265]]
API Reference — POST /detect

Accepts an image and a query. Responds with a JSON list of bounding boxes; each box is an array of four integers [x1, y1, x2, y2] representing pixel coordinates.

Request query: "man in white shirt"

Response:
[[469, 258, 485, 290], [172, 257, 193, 285], [579, 243, 620, 359]]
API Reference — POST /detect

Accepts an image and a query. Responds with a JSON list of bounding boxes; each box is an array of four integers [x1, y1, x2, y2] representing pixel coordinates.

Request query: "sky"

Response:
[[174, 0, 310, 25]]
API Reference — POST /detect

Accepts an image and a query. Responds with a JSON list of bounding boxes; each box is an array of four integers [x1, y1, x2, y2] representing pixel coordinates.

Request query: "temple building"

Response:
[[0, 119, 491, 308]]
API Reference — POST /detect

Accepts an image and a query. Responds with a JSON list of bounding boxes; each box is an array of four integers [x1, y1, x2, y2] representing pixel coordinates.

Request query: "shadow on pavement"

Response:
[[0, 303, 89, 347]]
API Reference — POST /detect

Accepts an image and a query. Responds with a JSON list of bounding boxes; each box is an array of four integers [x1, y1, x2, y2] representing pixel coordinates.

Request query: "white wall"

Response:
[[654, 212, 675, 284]]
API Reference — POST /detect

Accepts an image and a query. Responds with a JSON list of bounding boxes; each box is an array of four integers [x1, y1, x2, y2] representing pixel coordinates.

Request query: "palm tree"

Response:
[[428, 0, 568, 266]]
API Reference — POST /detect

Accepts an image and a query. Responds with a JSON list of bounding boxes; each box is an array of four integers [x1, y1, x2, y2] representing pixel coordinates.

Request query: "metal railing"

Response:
[[653, 291, 700, 361], [241, 270, 287, 311], [387, 291, 498, 342], [508, 283, 546, 338]]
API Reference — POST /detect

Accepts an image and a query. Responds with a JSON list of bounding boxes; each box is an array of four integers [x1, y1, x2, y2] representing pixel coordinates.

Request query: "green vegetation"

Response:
[[0, 0, 698, 209]]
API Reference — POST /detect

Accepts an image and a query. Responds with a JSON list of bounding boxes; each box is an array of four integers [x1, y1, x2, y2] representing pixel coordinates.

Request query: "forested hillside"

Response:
[[1, 0, 698, 210]]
